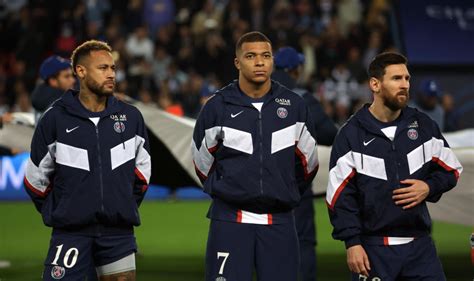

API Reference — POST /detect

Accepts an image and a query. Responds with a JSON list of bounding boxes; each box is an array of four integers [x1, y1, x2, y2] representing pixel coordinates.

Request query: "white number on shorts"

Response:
[[217, 252, 229, 275], [63, 248, 79, 268], [51, 244, 79, 268], [51, 244, 63, 265]]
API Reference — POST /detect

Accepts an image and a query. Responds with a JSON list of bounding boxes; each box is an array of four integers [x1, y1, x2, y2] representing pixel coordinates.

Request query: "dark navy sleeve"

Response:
[[133, 108, 151, 206], [423, 120, 462, 202], [294, 101, 319, 195], [191, 95, 221, 184], [326, 127, 362, 248], [24, 110, 56, 212]]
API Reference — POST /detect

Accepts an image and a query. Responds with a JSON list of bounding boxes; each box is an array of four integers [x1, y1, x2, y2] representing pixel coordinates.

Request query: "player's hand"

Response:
[[346, 245, 370, 277], [392, 179, 430, 209]]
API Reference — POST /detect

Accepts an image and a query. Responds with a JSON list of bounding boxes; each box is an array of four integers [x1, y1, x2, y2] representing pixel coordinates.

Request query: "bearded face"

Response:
[[80, 50, 116, 97], [373, 64, 411, 111]]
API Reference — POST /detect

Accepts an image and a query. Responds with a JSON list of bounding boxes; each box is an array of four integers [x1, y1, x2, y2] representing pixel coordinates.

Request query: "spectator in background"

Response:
[[1, 0, 402, 125], [410, 79, 445, 131], [143, 0, 175, 36], [191, 0, 224, 46], [0, 113, 22, 156], [31, 55, 75, 123], [125, 25, 154, 63], [441, 93, 457, 132], [273, 46, 337, 281], [54, 23, 78, 57], [320, 61, 359, 126], [11, 81, 32, 113]]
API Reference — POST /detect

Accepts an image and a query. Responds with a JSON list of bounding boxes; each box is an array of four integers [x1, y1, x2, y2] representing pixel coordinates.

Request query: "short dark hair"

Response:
[[235, 31, 272, 55], [368, 52, 408, 80], [71, 40, 112, 74]]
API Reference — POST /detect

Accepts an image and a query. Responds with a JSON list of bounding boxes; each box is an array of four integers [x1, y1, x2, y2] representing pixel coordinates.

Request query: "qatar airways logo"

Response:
[[426, 5, 474, 30]]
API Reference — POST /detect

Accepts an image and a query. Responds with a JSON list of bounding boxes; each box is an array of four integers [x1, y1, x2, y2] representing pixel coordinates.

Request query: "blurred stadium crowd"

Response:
[[0, 0, 426, 126]]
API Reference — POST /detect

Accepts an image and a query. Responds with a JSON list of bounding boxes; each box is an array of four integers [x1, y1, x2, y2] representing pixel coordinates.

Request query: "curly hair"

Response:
[[70, 40, 112, 75]]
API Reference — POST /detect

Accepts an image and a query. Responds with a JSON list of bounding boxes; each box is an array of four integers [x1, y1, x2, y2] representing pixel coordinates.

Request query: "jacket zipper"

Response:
[[391, 141, 399, 187], [95, 124, 105, 214], [258, 111, 263, 195]]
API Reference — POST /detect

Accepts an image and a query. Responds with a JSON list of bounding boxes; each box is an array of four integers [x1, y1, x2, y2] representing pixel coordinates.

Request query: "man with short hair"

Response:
[[25, 40, 151, 281], [327, 52, 462, 280], [192, 31, 319, 281], [31, 55, 76, 123], [273, 46, 338, 281]]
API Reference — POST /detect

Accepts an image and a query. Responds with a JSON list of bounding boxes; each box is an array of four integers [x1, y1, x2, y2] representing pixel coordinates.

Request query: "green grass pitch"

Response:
[[0, 199, 472, 280]]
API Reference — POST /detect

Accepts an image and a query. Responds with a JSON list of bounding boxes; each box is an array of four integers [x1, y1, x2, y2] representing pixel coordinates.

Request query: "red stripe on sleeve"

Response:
[[267, 214, 273, 225], [237, 210, 242, 223], [295, 147, 318, 180], [432, 157, 460, 180], [134, 167, 147, 183], [208, 145, 219, 153], [193, 161, 208, 181], [23, 177, 48, 197], [329, 169, 356, 210]]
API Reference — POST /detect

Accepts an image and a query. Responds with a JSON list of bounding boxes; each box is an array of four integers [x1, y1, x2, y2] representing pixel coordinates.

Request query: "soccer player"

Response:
[[24, 40, 151, 281], [192, 31, 319, 281], [273, 46, 338, 281], [326, 52, 463, 280]]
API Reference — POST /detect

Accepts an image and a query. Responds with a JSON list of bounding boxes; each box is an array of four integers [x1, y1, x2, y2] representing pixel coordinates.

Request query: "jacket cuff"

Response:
[[425, 178, 442, 202], [344, 236, 361, 249]]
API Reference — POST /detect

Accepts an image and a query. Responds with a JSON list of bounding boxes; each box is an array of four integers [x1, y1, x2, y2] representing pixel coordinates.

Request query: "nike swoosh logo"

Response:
[[66, 126, 79, 133], [231, 111, 244, 118], [363, 138, 375, 146]]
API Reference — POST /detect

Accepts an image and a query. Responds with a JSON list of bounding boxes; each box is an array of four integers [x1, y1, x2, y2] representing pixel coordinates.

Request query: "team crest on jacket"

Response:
[[114, 121, 125, 133], [277, 107, 288, 118], [407, 128, 418, 140], [51, 265, 65, 279]]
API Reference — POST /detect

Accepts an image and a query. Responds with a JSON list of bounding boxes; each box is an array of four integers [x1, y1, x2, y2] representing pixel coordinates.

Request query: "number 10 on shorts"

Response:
[[217, 252, 229, 275], [52, 244, 79, 268]]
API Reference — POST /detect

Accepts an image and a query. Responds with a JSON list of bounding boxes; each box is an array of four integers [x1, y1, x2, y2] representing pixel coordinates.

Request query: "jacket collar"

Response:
[[353, 104, 418, 137], [217, 80, 288, 106], [55, 89, 123, 119]]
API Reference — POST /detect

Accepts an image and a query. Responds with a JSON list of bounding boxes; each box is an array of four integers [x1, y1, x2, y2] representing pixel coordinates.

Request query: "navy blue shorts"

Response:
[[352, 236, 445, 281], [206, 219, 299, 281], [43, 233, 136, 281]]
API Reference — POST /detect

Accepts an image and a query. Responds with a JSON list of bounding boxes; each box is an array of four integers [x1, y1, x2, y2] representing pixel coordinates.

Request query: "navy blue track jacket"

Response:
[[25, 90, 151, 235], [326, 104, 462, 248], [192, 81, 319, 225]]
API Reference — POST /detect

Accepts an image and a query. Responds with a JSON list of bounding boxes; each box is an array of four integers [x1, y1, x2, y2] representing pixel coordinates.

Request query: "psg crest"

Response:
[[51, 265, 65, 279], [277, 107, 288, 119], [407, 128, 418, 140], [113, 121, 125, 133]]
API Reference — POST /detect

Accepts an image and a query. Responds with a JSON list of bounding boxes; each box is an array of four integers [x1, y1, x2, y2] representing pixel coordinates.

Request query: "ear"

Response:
[[234, 57, 240, 70], [49, 78, 59, 88], [75, 65, 86, 79], [369, 77, 380, 94]]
